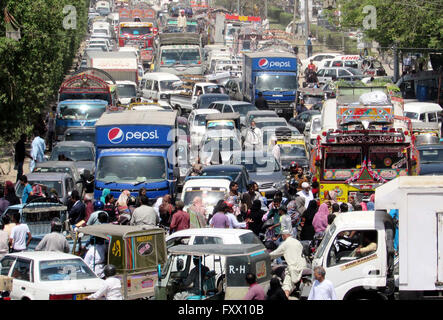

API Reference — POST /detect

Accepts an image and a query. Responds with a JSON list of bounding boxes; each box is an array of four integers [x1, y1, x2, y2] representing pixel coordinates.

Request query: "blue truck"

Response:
[[242, 51, 298, 120], [94, 110, 179, 201]]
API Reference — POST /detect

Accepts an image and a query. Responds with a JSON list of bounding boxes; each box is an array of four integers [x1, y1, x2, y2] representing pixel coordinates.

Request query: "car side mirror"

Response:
[[177, 258, 184, 271]]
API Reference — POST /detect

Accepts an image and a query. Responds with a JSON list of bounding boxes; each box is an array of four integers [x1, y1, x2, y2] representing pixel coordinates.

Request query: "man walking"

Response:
[[14, 134, 30, 182], [170, 201, 190, 233], [19, 175, 34, 204], [297, 182, 314, 208], [243, 273, 265, 300], [35, 218, 70, 253], [269, 230, 307, 297], [254, 92, 268, 110], [308, 266, 337, 300], [45, 106, 56, 152], [30, 130, 46, 172], [68, 190, 86, 228], [9, 212, 32, 252], [130, 195, 159, 227], [244, 120, 263, 151]]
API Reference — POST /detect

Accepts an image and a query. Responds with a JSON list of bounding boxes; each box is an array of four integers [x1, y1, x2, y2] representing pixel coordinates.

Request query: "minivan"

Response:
[[141, 72, 183, 101]]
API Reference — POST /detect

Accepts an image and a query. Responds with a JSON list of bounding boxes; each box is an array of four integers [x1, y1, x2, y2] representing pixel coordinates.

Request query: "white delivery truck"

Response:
[[86, 51, 139, 85], [310, 176, 443, 300]]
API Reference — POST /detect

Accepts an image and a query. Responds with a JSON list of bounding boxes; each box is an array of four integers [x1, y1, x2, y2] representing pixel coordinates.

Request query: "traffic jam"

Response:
[[1, 0, 443, 304]]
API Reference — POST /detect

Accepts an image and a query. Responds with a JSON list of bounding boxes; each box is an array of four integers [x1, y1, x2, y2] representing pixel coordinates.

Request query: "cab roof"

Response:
[[79, 224, 165, 238], [96, 110, 177, 126], [168, 244, 266, 256]]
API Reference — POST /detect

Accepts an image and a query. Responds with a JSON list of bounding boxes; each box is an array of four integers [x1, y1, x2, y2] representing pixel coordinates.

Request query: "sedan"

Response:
[[50, 141, 96, 175], [0, 252, 104, 300], [417, 144, 443, 175], [316, 67, 364, 84]]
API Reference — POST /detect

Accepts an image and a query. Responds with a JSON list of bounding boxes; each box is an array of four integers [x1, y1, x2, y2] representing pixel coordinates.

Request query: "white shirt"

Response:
[[272, 144, 281, 164], [30, 136, 46, 172], [84, 244, 107, 278], [153, 197, 163, 219], [308, 279, 337, 300], [10, 224, 31, 250], [177, 15, 187, 28], [226, 213, 246, 229], [297, 190, 314, 208], [244, 127, 263, 149], [88, 277, 123, 300]]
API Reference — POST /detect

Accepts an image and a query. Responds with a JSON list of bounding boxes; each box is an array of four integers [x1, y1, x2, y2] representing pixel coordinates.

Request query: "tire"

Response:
[[217, 276, 224, 293], [175, 105, 182, 116]]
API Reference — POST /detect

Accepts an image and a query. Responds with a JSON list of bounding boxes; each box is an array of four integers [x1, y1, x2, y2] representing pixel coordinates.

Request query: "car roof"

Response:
[[404, 102, 442, 113], [193, 109, 220, 115], [202, 164, 244, 172], [116, 80, 137, 85], [204, 130, 238, 138], [142, 72, 181, 80], [182, 178, 231, 189], [254, 117, 287, 122], [214, 100, 252, 106], [168, 244, 265, 256], [6, 251, 82, 261], [35, 161, 78, 169], [167, 228, 253, 239], [54, 141, 95, 147], [26, 172, 71, 180], [247, 110, 277, 115], [199, 93, 230, 98]]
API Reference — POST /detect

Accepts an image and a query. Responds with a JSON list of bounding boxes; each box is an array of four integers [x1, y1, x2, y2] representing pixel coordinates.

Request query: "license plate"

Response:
[[74, 294, 89, 300]]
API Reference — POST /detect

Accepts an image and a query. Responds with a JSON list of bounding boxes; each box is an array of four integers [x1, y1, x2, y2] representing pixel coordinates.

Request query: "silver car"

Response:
[[49, 141, 96, 175]]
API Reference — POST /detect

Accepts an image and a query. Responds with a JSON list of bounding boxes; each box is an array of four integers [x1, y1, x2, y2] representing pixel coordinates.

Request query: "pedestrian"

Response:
[[299, 200, 318, 241], [104, 194, 118, 222], [68, 190, 86, 228], [2, 214, 15, 240], [35, 218, 70, 253], [14, 134, 30, 182], [100, 188, 111, 203], [247, 199, 265, 236], [45, 106, 56, 152], [130, 195, 159, 227], [266, 277, 288, 300], [86, 265, 123, 300], [293, 166, 308, 191], [296, 99, 308, 116], [331, 203, 340, 215], [158, 194, 175, 228], [0, 222, 9, 259], [30, 130, 46, 172], [0, 187, 9, 215], [269, 230, 307, 297], [243, 273, 265, 300], [241, 182, 261, 214], [9, 212, 32, 252], [209, 202, 230, 228], [254, 92, 269, 110], [177, 10, 187, 30], [366, 194, 375, 210], [267, 196, 282, 237], [225, 202, 247, 229], [116, 190, 131, 215], [313, 203, 330, 234], [188, 196, 207, 228], [80, 170, 95, 195], [226, 181, 240, 204], [84, 237, 107, 278], [169, 201, 190, 233], [297, 182, 314, 208], [340, 202, 349, 213], [135, 187, 147, 207], [87, 201, 109, 226], [4, 181, 20, 206], [18, 175, 34, 204], [307, 266, 337, 300], [244, 121, 263, 151], [270, 137, 281, 165], [84, 193, 94, 224], [311, 177, 319, 198]]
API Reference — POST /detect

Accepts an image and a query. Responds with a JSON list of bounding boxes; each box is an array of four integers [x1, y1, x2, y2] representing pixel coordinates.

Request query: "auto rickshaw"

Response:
[[74, 224, 167, 300], [155, 244, 272, 300]]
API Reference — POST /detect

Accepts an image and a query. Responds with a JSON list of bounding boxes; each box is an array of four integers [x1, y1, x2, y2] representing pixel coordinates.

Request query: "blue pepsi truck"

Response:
[[94, 110, 179, 201], [242, 51, 298, 120]]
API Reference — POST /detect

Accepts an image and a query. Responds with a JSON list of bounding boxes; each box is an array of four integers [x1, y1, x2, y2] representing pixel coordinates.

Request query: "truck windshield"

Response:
[[59, 103, 107, 120], [116, 84, 137, 98], [183, 188, 227, 207], [96, 155, 166, 184], [369, 146, 408, 169], [161, 49, 200, 65], [50, 146, 94, 161], [278, 144, 307, 157], [404, 111, 419, 120], [256, 74, 297, 91], [325, 146, 362, 170], [120, 27, 152, 35], [420, 149, 443, 163]]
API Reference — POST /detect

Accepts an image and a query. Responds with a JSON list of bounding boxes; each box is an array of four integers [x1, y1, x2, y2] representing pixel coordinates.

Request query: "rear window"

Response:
[[39, 259, 97, 281], [239, 232, 262, 245]]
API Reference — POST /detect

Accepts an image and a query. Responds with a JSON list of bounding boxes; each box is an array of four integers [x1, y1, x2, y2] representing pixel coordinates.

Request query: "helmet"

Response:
[[104, 264, 117, 278], [290, 161, 298, 170], [50, 217, 63, 232], [94, 200, 104, 211]]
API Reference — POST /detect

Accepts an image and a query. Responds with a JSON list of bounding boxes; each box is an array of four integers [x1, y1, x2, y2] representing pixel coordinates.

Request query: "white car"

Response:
[[304, 114, 322, 152], [197, 130, 242, 165], [188, 109, 221, 152], [301, 53, 341, 72], [1, 252, 104, 300], [115, 80, 137, 105]]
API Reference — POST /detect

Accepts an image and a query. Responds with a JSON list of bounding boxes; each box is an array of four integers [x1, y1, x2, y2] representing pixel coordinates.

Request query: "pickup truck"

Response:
[[168, 82, 227, 115]]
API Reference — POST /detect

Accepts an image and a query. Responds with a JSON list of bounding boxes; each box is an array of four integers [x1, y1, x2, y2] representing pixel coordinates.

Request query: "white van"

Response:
[[141, 72, 183, 101], [92, 21, 111, 39], [404, 102, 442, 124]]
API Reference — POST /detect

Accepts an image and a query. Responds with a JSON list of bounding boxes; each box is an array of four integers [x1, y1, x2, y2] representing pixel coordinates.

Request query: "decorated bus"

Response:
[[311, 86, 418, 204]]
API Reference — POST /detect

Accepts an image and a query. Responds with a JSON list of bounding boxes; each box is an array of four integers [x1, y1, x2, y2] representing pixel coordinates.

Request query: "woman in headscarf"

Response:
[[266, 277, 288, 301], [116, 190, 131, 215], [188, 196, 207, 228], [300, 200, 318, 241], [313, 203, 330, 234], [366, 194, 375, 211], [100, 188, 110, 203], [4, 181, 20, 205], [248, 199, 265, 236]]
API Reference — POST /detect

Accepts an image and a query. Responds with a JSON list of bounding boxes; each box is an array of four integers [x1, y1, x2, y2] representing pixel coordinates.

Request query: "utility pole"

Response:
[[265, 0, 268, 19], [293, 0, 298, 34], [305, 0, 309, 56], [237, 0, 240, 14]]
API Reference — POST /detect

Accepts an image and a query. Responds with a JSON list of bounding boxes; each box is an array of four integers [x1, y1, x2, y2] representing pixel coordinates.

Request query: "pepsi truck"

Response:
[[94, 110, 180, 201], [242, 51, 298, 120]]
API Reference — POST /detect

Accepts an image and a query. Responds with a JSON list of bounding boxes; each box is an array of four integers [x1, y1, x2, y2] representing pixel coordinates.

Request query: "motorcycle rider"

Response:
[[86, 264, 123, 300], [269, 230, 307, 298]]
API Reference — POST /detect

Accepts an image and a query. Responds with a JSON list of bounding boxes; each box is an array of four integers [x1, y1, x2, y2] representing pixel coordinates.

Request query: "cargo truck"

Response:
[[86, 51, 139, 85]]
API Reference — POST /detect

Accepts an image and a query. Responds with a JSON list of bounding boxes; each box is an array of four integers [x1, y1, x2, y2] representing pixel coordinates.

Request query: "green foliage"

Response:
[[279, 12, 293, 26], [268, 6, 283, 20], [0, 0, 88, 142]]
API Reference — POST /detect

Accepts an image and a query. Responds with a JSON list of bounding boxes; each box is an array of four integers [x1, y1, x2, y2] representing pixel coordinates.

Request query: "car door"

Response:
[[143, 79, 153, 99], [317, 69, 326, 83], [223, 104, 234, 113], [152, 80, 160, 100], [326, 69, 338, 81], [338, 68, 351, 80], [10, 258, 34, 300]]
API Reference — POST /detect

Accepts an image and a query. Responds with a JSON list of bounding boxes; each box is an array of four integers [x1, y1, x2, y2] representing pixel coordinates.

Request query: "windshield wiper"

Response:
[[133, 181, 147, 186], [104, 181, 117, 185]]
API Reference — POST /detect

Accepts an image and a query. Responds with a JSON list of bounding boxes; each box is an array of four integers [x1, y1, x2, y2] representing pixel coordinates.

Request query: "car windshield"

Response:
[[304, 96, 322, 105], [29, 180, 63, 196], [50, 146, 94, 161], [202, 137, 241, 152], [419, 149, 443, 163], [233, 104, 257, 116], [58, 103, 107, 120], [183, 188, 227, 207], [161, 49, 200, 65], [404, 111, 419, 120], [242, 156, 280, 172], [64, 131, 96, 143], [239, 232, 263, 245], [256, 74, 297, 91], [348, 68, 363, 75], [194, 114, 211, 126], [278, 144, 307, 157], [96, 155, 166, 184], [120, 27, 152, 35], [160, 80, 182, 91], [33, 166, 73, 176], [39, 259, 97, 281], [204, 85, 225, 94], [201, 169, 241, 182], [255, 120, 287, 129], [117, 84, 137, 98], [207, 120, 235, 131], [199, 96, 229, 108]]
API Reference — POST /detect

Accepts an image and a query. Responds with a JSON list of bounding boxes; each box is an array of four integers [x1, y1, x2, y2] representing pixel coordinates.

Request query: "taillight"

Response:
[[161, 61, 164, 65], [2, 297, 11, 300], [197, 61, 201, 64], [127, 279, 131, 288], [49, 294, 74, 300]]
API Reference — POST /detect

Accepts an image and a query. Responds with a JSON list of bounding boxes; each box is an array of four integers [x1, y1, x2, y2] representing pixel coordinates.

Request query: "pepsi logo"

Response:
[[108, 127, 124, 144], [258, 58, 269, 69]]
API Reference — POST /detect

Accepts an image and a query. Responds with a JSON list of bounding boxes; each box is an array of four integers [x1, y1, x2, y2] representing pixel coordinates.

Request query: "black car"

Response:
[[195, 94, 231, 109], [196, 164, 250, 193], [417, 144, 443, 175]]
